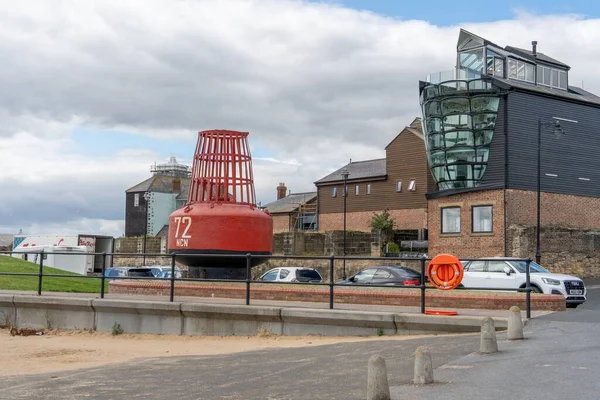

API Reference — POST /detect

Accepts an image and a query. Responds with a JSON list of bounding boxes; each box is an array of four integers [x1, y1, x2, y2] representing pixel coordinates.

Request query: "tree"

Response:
[[370, 209, 395, 253]]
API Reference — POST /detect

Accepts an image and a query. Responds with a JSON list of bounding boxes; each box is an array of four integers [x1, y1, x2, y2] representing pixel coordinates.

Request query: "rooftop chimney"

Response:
[[532, 40, 538, 57], [277, 182, 287, 200], [172, 178, 181, 192]]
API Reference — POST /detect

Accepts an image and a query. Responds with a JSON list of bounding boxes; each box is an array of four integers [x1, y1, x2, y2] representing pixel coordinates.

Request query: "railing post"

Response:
[[245, 253, 251, 305], [420, 255, 427, 314], [100, 252, 107, 299], [525, 258, 532, 319], [37, 250, 44, 296], [170, 252, 176, 302], [329, 255, 335, 310]]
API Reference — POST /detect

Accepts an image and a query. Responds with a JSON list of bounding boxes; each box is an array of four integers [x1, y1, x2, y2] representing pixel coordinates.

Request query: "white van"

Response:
[[12, 245, 91, 275]]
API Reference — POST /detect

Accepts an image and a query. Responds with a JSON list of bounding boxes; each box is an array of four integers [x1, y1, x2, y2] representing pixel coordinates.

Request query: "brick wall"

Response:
[[109, 281, 565, 311], [273, 234, 284, 254], [319, 209, 427, 232], [115, 237, 165, 254], [272, 214, 290, 233], [427, 189, 505, 258], [274, 231, 373, 257], [508, 225, 600, 278], [507, 189, 600, 229]]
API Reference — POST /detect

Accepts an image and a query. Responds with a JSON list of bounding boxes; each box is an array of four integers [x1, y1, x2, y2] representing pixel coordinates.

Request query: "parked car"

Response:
[[461, 258, 587, 308], [337, 266, 423, 286], [103, 267, 155, 280], [150, 266, 182, 278], [157, 270, 183, 279], [258, 267, 322, 283]]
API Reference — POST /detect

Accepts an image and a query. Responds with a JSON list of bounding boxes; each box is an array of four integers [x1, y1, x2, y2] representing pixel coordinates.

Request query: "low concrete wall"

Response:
[[0, 294, 511, 337], [181, 303, 283, 336], [0, 294, 15, 327], [13, 296, 95, 330], [93, 299, 182, 335], [282, 308, 396, 336]]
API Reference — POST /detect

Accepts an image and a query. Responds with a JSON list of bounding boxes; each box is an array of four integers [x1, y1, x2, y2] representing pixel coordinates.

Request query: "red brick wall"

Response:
[[109, 281, 565, 311], [319, 209, 427, 232], [507, 189, 600, 229], [427, 190, 505, 258], [272, 214, 290, 233]]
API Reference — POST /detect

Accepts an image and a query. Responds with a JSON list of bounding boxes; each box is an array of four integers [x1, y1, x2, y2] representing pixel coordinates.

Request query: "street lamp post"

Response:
[[142, 192, 150, 266], [535, 119, 564, 264], [341, 169, 350, 280]]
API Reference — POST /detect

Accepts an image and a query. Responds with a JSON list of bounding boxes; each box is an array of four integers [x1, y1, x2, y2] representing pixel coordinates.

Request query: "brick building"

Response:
[[314, 118, 434, 235], [263, 183, 317, 233], [421, 29, 600, 261]]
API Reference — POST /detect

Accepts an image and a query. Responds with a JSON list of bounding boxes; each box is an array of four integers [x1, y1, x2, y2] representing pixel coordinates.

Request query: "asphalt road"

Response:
[[0, 334, 479, 400], [536, 279, 600, 323]]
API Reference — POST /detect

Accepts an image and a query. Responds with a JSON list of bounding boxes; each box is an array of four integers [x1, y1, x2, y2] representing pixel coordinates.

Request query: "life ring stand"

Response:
[[426, 254, 464, 291]]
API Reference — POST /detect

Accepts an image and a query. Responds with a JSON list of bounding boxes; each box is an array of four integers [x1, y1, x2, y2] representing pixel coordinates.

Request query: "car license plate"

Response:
[[570, 289, 583, 295]]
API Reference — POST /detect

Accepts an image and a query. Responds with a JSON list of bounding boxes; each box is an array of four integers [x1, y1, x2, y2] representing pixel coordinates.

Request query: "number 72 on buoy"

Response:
[[173, 216, 192, 247]]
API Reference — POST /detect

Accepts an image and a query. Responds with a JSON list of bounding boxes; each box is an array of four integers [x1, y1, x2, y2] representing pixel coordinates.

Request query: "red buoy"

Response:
[[168, 130, 273, 275]]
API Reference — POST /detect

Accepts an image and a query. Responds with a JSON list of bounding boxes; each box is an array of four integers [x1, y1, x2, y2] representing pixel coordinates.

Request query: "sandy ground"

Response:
[[0, 328, 441, 377]]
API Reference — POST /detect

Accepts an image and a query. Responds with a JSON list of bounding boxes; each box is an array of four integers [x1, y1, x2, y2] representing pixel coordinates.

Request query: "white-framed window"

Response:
[[366, 184, 371, 195], [441, 207, 461, 234], [355, 185, 359, 195], [332, 187, 337, 197], [508, 58, 535, 83], [472, 205, 493, 233], [396, 180, 402, 192], [134, 193, 140, 207], [408, 179, 416, 192], [537, 65, 568, 90]]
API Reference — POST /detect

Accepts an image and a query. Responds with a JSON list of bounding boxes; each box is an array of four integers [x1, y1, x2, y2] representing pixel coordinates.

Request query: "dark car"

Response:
[[337, 266, 423, 286]]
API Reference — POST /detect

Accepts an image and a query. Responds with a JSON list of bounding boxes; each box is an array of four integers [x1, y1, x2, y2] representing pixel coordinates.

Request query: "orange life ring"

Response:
[[427, 254, 464, 290]]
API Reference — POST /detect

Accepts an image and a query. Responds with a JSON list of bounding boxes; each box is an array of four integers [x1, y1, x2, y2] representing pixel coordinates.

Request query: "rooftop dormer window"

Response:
[[507, 58, 535, 83], [537, 65, 568, 90]]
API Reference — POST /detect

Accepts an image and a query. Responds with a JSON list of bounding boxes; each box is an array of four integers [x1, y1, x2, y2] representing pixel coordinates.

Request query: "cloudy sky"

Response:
[[1, 0, 599, 237]]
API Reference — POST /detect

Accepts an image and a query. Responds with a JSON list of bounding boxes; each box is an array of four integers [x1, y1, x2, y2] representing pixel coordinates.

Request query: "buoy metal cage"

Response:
[[188, 130, 257, 206]]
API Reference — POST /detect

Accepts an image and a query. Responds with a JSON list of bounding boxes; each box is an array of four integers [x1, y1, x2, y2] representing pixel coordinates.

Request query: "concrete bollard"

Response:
[[507, 306, 524, 340], [367, 355, 391, 400], [480, 317, 498, 354], [413, 346, 434, 384]]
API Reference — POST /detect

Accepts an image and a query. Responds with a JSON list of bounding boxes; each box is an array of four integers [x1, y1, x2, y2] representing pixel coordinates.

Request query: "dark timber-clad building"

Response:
[[420, 29, 600, 260]]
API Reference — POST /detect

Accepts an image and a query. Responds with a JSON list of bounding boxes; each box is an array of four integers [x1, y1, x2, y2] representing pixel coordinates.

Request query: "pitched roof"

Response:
[[504, 46, 570, 69], [315, 158, 386, 184], [156, 225, 169, 237], [263, 192, 317, 214], [384, 117, 424, 149], [492, 77, 600, 106], [126, 176, 191, 194]]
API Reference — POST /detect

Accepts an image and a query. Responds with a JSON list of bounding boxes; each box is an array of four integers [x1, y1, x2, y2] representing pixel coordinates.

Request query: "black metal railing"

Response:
[[0, 251, 536, 317]]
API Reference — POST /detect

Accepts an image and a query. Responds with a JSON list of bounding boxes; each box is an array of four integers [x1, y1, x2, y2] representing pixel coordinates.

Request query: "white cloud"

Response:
[[0, 0, 599, 234]]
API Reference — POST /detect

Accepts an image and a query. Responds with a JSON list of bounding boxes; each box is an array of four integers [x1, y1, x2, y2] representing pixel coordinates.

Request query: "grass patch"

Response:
[[0, 256, 105, 294]]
